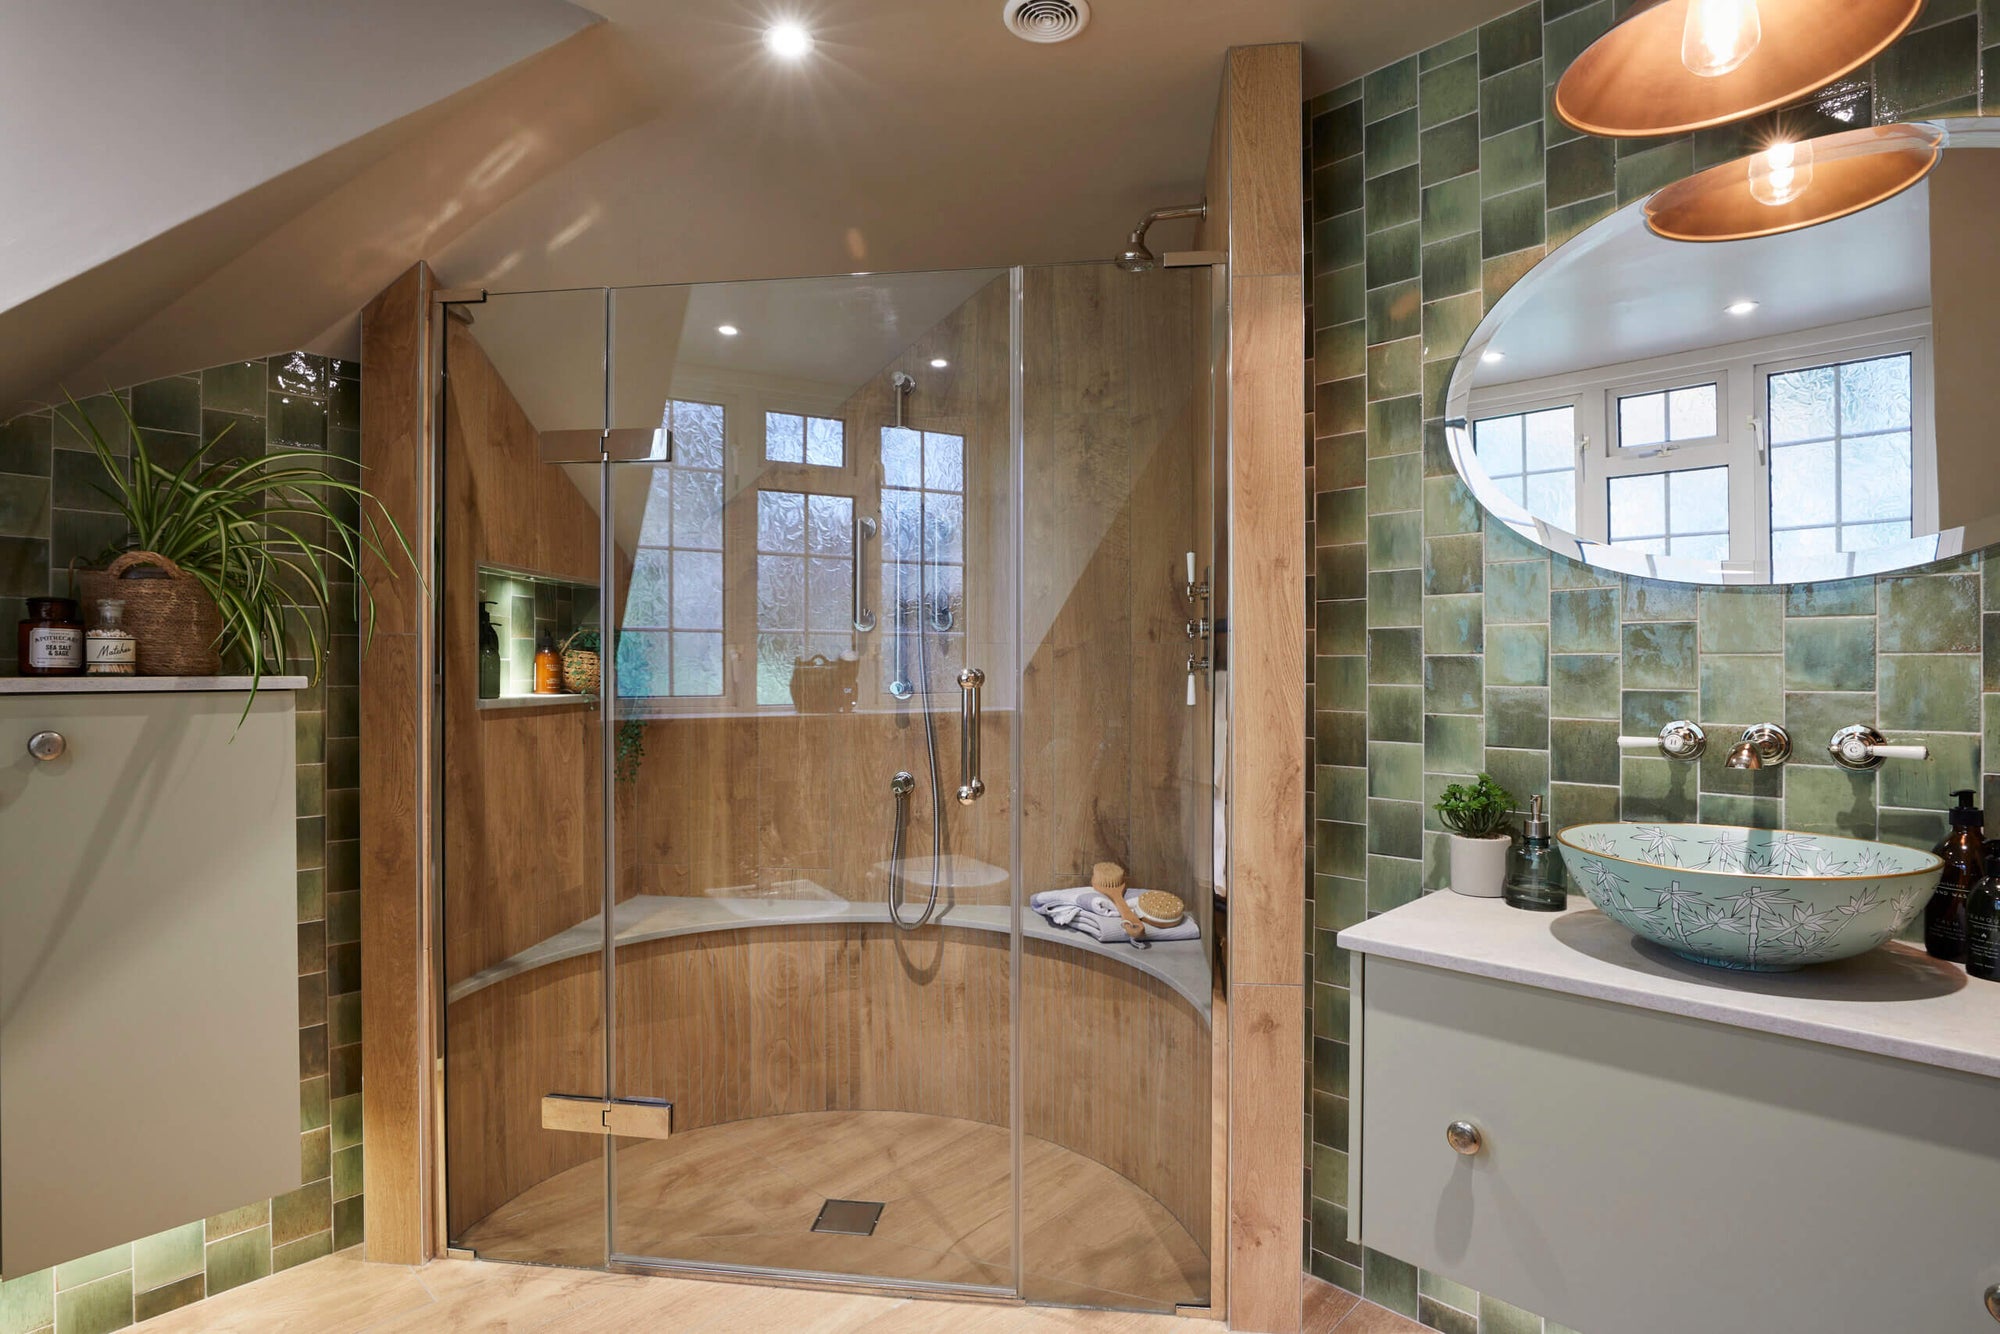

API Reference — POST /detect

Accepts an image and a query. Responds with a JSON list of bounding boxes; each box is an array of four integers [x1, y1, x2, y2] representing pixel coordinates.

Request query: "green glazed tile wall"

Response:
[[0, 354, 363, 1333], [1304, 3, 1997, 1328]]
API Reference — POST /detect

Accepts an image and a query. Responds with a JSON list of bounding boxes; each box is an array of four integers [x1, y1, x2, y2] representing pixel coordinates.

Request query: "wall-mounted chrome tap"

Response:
[[1617, 720, 1706, 760], [1725, 724, 1792, 771], [1828, 725, 1932, 771]]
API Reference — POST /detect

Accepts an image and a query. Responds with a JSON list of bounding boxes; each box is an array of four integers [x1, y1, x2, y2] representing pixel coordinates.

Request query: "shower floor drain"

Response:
[[811, 1199, 885, 1236]]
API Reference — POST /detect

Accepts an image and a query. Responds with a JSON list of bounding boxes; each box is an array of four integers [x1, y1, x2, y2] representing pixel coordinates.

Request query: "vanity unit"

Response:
[[0, 678, 303, 1279], [1340, 893, 2000, 1334]]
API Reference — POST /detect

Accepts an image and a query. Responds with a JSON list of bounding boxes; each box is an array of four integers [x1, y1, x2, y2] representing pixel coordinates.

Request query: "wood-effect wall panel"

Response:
[[1226, 45, 1306, 279]]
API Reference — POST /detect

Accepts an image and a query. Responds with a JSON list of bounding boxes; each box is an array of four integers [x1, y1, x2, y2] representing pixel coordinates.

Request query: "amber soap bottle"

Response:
[[533, 630, 561, 694], [1928, 789, 1984, 963]]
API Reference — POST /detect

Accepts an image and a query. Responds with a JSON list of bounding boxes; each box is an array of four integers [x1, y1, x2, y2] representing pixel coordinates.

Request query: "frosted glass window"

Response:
[[1608, 466, 1730, 560], [1471, 406, 1576, 532], [881, 428, 966, 694], [1768, 353, 1914, 582], [1616, 383, 1717, 450], [756, 489, 855, 706], [765, 411, 845, 467], [621, 399, 727, 697]]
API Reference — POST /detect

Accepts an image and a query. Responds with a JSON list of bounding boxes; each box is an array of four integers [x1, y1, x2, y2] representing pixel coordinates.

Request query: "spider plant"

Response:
[[67, 391, 416, 691]]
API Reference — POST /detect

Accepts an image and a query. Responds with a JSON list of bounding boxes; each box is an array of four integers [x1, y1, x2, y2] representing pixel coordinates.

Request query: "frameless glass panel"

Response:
[[441, 287, 609, 1268]]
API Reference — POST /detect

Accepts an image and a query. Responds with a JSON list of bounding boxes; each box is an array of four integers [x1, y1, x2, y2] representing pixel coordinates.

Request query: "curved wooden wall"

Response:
[[444, 924, 1210, 1250]]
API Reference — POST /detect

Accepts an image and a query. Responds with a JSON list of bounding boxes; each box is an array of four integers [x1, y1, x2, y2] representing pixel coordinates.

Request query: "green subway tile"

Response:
[[1785, 617, 1877, 692], [1482, 515, 1546, 566], [1316, 874, 1367, 931], [1550, 780, 1621, 828], [1875, 15, 1979, 120], [132, 1224, 203, 1294], [1551, 718, 1619, 786], [1319, 654, 1369, 712], [1700, 654, 1783, 725], [1785, 764, 1878, 839], [1423, 473, 1482, 537], [204, 1225, 271, 1297], [1318, 820, 1367, 879], [1544, 0, 1616, 80], [1421, 172, 1484, 242], [1367, 279, 1424, 345], [1317, 320, 1367, 381], [1484, 559, 1549, 624], [1420, 114, 1480, 184], [1367, 395, 1423, 457], [1370, 628, 1423, 685], [1487, 623, 1550, 686], [54, 1246, 129, 1291], [1548, 193, 1616, 247], [1364, 56, 1419, 121], [1316, 209, 1366, 271], [1986, 614, 2000, 690], [1552, 653, 1620, 720], [1368, 569, 1423, 627], [1317, 262, 1366, 326], [301, 1073, 330, 1133], [1785, 691, 1878, 764], [1367, 221, 1421, 288], [1426, 533, 1485, 595], [1, 1269, 55, 1334], [132, 1275, 204, 1325], [1480, 122, 1544, 199], [1320, 544, 1366, 601], [1423, 292, 1485, 366], [1479, 1293, 1543, 1334], [1420, 232, 1482, 301], [1623, 689, 1698, 735], [1698, 586, 1783, 655], [1322, 599, 1366, 655], [205, 1201, 268, 1241], [1367, 337, 1422, 401], [1879, 731, 1980, 812], [1369, 741, 1425, 801], [1481, 246, 1545, 306], [53, 1272, 130, 1334], [1487, 687, 1550, 749], [1369, 510, 1423, 570], [1426, 655, 1484, 715], [1318, 765, 1369, 826], [0, 472, 50, 537], [1370, 684, 1424, 742], [1787, 579, 1876, 617], [1321, 709, 1367, 767], [1482, 746, 1549, 809], [201, 361, 266, 416], [1617, 138, 1694, 204], [1365, 165, 1420, 230], [1550, 555, 1617, 590], [1364, 107, 1420, 177], [271, 1179, 331, 1248], [1479, 63, 1544, 136], [1367, 798, 1425, 859], [1623, 755, 1698, 822], [1481, 184, 1545, 257], [1419, 53, 1479, 128], [53, 394, 128, 455], [1622, 577, 1698, 622], [1421, 29, 1478, 71], [1880, 806, 1951, 855], [272, 1232, 333, 1276], [1878, 573, 1980, 653], [1550, 587, 1619, 653], [1478, 3, 1540, 74], [1421, 1269, 1480, 1317], [1426, 713, 1486, 775], [302, 1124, 331, 1182], [1318, 97, 1365, 160], [1425, 592, 1484, 656], [0, 412, 53, 476], [1623, 621, 1698, 689], [1699, 793, 1783, 830], [1317, 433, 1366, 491], [1364, 1248, 1420, 1319]]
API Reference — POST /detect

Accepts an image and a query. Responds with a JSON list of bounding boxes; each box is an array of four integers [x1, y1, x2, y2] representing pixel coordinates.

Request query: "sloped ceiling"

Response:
[[9, 0, 1522, 414]]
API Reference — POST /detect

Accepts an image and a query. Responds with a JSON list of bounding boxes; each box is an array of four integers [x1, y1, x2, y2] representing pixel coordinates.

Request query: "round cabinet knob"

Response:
[[1445, 1120, 1483, 1157], [27, 730, 65, 762], [1985, 1283, 2000, 1322]]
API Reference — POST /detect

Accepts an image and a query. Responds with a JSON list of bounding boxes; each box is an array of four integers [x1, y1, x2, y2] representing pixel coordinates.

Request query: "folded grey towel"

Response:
[[1028, 887, 1200, 943]]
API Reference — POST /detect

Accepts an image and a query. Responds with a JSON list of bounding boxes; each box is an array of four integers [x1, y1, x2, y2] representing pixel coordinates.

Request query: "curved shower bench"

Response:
[[443, 893, 1214, 1303]]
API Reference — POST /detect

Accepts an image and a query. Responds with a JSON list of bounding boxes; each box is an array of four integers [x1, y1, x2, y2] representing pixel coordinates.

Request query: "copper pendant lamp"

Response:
[[1644, 122, 1943, 242], [1556, 0, 1924, 138]]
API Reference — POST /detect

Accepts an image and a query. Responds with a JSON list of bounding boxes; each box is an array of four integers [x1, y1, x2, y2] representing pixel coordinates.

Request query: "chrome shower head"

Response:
[[1114, 202, 1206, 273]]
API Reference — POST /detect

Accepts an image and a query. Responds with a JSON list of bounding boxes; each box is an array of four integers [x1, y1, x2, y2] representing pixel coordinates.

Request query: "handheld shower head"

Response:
[[1114, 202, 1206, 272]]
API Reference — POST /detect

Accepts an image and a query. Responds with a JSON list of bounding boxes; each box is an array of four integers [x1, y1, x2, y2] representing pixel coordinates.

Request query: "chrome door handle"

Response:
[[852, 516, 877, 633], [28, 730, 66, 761], [1445, 1120, 1483, 1156], [956, 667, 985, 805]]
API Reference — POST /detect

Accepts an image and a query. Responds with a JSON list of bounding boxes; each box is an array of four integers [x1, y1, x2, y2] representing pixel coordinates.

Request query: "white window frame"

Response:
[[1465, 310, 1934, 580]]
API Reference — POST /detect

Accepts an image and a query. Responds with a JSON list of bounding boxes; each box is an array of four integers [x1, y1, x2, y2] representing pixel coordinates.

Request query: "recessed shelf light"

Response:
[[717, 324, 740, 337], [1726, 301, 1760, 316], [1481, 350, 1506, 364], [929, 358, 949, 369], [765, 21, 813, 59]]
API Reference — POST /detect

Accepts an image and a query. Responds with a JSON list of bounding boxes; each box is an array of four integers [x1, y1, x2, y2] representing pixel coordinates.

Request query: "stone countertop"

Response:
[[0, 676, 308, 693], [1338, 892, 2000, 1080], [446, 892, 1213, 1019]]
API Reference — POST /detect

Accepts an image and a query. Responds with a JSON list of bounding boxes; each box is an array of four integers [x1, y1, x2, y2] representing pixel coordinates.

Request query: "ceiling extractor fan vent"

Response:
[[1003, 0, 1090, 43]]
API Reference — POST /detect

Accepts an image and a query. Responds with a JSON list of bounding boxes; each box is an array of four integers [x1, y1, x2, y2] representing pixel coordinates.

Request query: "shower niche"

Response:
[[438, 264, 1223, 1313]]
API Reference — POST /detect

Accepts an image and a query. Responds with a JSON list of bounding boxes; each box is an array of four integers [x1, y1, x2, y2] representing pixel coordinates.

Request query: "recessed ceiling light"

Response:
[[717, 324, 740, 337], [765, 20, 813, 59], [929, 358, 949, 369], [1481, 350, 1505, 364], [1725, 301, 1759, 316]]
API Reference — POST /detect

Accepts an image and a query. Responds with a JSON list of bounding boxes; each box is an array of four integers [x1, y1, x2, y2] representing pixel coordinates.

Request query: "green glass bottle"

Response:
[[1504, 795, 1566, 912], [478, 601, 502, 700]]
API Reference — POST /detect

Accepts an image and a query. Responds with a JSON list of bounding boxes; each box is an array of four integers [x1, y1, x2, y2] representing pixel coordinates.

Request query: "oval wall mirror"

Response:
[[1446, 116, 2000, 586]]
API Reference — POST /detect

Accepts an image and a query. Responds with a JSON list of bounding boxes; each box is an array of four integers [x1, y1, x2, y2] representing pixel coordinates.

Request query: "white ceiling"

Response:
[[1473, 184, 1934, 388]]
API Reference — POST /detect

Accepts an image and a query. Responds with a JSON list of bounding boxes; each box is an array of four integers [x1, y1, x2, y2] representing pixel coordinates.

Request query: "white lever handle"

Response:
[[1869, 743, 1930, 761], [1829, 726, 1930, 770], [1617, 736, 1661, 753]]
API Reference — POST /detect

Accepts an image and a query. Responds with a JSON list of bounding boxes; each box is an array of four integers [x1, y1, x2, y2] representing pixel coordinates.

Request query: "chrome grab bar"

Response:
[[955, 667, 985, 805], [852, 516, 878, 632]]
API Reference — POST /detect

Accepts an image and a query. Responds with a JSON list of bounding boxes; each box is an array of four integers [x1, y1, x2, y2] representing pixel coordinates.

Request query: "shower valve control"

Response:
[[1185, 617, 1211, 642]]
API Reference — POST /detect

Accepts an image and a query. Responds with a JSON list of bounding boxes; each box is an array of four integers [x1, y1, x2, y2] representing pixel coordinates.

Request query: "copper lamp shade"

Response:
[[1556, 0, 1924, 138], [1644, 123, 1943, 242]]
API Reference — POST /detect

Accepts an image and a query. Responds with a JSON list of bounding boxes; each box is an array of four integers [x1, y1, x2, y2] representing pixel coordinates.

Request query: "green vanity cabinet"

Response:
[[0, 681, 303, 1280]]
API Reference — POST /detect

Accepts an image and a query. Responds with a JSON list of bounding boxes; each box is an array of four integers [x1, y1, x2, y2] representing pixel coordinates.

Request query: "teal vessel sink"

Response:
[[1555, 824, 1944, 972]]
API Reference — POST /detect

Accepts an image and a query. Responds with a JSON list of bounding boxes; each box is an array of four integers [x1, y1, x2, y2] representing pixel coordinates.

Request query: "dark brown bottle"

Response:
[[1967, 872, 2000, 982], [1927, 789, 1984, 963]]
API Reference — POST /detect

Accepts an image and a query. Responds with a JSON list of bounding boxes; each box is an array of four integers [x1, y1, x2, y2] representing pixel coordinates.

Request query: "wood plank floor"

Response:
[[130, 1252, 1413, 1332], [459, 1110, 1208, 1311]]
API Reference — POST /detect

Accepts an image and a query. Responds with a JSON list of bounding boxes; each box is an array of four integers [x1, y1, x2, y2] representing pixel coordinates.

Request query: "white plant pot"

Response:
[[1449, 833, 1512, 898]]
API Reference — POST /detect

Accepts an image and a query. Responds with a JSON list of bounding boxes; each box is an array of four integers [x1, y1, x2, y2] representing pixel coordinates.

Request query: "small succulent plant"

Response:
[[1436, 774, 1518, 840]]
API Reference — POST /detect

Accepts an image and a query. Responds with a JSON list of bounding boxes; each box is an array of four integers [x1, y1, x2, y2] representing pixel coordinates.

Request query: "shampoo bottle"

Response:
[[533, 629, 561, 695], [478, 602, 502, 700], [1928, 789, 1984, 964], [1967, 871, 2000, 982]]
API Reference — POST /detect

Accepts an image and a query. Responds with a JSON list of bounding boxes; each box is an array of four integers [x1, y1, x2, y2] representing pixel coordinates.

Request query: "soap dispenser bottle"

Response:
[[478, 602, 502, 700], [1504, 795, 1565, 912], [1928, 789, 1985, 963], [533, 629, 562, 695]]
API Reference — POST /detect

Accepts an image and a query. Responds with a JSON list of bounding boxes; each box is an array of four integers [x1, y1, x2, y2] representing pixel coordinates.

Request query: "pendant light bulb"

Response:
[[1682, 0, 1763, 78], [1748, 138, 1815, 207]]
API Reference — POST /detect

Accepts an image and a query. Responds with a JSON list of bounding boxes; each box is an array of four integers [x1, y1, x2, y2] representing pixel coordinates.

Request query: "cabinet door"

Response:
[[1, 692, 300, 1279], [1359, 958, 2000, 1334]]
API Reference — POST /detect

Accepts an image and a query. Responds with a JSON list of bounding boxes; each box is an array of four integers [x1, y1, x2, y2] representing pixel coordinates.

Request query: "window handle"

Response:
[[852, 516, 878, 633]]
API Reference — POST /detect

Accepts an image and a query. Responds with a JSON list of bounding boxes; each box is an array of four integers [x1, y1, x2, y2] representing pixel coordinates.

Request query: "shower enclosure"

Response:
[[436, 262, 1223, 1313]]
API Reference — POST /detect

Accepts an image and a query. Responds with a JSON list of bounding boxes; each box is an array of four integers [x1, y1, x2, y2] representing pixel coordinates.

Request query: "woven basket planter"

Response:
[[561, 630, 601, 695], [76, 551, 223, 677]]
